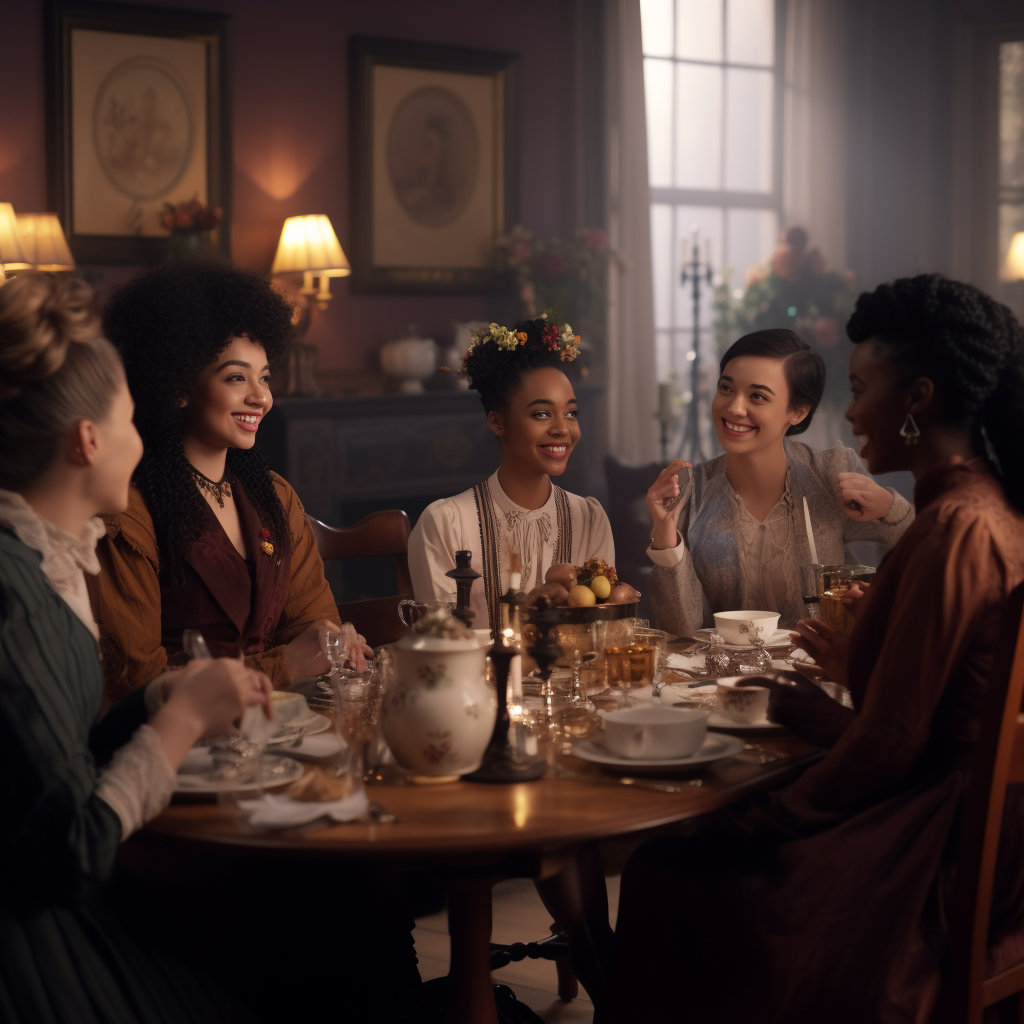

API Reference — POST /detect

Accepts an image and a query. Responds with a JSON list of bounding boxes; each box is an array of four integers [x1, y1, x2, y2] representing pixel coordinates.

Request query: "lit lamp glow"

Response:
[[0, 203, 31, 284], [270, 215, 351, 396], [271, 214, 351, 311], [1006, 232, 1024, 281], [15, 213, 75, 272]]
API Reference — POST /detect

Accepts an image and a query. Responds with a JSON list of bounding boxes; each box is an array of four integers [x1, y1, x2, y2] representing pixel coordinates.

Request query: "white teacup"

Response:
[[716, 676, 770, 724], [602, 706, 709, 760], [713, 610, 781, 647], [270, 690, 306, 723]]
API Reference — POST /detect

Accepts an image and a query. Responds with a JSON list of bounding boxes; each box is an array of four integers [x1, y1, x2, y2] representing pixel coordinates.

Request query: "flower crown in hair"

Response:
[[462, 313, 581, 372]]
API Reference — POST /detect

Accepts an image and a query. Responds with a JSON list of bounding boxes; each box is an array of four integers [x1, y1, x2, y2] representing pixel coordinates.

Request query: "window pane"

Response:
[[725, 67, 773, 191], [641, 0, 674, 58], [674, 206, 723, 331], [675, 64, 722, 188], [1000, 42, 1024, 189], [999, 203, 1024, 281], [651, 204, 674, 328], [645, 59, 674, 187], [726, 0, 774, 65], [656, 329, 673, 382], [675, 0, 722, 62], [725, 208, 778, 291]]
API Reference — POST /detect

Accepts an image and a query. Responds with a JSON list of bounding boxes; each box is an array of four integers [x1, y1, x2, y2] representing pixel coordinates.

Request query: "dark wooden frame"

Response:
[[45, 0, 232, 265], [349, 35, 517, 294]]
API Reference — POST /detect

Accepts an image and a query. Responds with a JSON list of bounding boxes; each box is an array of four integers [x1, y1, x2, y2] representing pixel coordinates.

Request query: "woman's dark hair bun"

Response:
[[462, 315, 578, 413], [718, 328, 825, 436], [846, 273, 1024, 509]]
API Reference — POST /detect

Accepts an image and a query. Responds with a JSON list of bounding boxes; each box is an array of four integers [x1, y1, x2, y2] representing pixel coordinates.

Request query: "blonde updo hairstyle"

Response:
[[0, 273, 124, 490]]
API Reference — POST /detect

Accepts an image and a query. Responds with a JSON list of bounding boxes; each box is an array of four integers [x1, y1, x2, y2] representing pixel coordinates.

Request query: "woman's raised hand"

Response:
[[836, 472, 895, 521], [283, 620, 373, 681], [647, 459, 692, 550]]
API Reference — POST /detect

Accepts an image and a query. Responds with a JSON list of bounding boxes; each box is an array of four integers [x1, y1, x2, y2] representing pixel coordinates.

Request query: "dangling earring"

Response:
[[899, 413, 921, 446]]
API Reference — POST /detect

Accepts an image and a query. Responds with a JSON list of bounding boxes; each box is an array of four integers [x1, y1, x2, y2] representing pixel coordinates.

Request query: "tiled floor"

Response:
[[413, 875, 621, 1023]]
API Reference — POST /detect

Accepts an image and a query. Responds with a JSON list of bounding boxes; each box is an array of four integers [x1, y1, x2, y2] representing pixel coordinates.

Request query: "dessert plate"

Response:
[[572, 733, 744, 773]]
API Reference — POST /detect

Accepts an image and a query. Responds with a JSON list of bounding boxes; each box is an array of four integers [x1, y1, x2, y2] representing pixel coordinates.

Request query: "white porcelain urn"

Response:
[[381, 634, 497, 777], [380, 326, 436, 394]]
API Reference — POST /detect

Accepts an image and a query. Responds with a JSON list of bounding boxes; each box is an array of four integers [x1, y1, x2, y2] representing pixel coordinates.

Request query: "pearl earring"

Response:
[[899, 414, 921, 446]]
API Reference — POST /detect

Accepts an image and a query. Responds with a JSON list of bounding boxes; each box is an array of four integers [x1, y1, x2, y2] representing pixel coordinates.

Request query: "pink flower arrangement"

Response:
[[160, 198, 223, 233]]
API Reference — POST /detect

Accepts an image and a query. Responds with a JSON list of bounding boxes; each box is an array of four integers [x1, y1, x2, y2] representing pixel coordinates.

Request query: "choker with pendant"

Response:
[[190, 465, 233, 509]]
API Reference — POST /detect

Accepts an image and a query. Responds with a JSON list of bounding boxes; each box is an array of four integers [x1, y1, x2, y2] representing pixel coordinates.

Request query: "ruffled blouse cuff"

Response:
[[95, 724, 176, 840], [647, 531, 686, 568]]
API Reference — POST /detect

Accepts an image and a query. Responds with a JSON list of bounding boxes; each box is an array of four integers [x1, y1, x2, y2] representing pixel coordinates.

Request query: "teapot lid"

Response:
[[391, 323, 434, 345]]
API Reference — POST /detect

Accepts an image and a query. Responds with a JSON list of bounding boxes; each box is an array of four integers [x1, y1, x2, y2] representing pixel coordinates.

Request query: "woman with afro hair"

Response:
[[409, 314, 614, 631], [89, 261, 369, 701], [600, 275, 1024, 1024]]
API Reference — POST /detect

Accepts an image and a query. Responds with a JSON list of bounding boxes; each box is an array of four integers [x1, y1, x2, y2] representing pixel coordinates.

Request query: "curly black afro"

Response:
[[846, 273, 1024, 509], [102, 260, 295, 581], [462, 315, 578, 413]]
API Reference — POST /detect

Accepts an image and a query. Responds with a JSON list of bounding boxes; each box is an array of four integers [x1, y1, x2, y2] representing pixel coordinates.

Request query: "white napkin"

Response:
[[666, 651, 710, 674], [237, 790, 370, 829]]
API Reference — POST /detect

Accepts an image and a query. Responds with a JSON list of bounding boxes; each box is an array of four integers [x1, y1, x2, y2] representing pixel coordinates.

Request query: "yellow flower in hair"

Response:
[[516, 331, 527, 343]]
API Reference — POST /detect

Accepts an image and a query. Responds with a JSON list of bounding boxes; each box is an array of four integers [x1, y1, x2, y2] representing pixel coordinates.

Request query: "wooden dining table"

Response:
[[140, 648, 823, 1024]]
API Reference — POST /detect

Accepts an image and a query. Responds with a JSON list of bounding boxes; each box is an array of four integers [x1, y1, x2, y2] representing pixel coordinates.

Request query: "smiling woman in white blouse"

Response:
[[408, 315, 614, 630], [646, 329, 914, 636]]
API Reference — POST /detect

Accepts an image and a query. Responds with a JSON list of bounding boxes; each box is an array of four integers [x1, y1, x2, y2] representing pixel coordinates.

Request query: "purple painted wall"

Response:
[[0, 0, 576, 370]]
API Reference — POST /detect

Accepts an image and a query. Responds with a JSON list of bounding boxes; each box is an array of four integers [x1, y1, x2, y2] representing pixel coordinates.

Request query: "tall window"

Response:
[[999, 41, 1024, 292], [641, 0, 784, 386]]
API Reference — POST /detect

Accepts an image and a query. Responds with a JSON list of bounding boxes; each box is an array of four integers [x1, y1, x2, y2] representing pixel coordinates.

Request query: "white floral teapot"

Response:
[[381, 609, 496, 779]]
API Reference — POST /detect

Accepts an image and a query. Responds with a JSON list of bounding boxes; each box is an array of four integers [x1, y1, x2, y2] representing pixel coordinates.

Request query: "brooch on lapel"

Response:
[[260, 527, 274, 557]]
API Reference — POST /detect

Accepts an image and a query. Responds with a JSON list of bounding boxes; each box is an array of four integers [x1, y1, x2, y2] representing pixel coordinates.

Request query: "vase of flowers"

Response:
[[495, 225, 616, 370], [160, 198, 223, 261]]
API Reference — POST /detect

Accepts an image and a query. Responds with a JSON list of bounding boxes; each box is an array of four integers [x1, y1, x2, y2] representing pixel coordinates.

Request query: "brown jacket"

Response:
[[88, 473, 339, 701]]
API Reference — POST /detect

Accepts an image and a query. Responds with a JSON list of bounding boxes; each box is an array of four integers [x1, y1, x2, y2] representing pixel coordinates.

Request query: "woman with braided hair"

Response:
[[409, 314, 614, 630], [89, 261, 369, 701], [599, 275, 1024, 1023]]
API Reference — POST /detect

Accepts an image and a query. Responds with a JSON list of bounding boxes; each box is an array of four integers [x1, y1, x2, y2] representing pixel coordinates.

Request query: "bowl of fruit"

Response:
[[522, 558, 640, 624]]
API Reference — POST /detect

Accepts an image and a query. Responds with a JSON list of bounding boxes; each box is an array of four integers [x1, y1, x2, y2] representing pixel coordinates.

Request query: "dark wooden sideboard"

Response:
[[259, 387, 607, 603]]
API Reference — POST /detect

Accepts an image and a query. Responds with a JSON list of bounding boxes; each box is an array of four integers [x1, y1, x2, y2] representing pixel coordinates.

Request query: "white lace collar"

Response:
[[0, 489, 104, 639]]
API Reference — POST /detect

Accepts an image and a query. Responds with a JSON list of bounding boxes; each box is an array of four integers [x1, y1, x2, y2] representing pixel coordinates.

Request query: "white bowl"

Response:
[[713, 610, 781, 646], [602, 706, 709, 760], [270, 690, 306, 723]]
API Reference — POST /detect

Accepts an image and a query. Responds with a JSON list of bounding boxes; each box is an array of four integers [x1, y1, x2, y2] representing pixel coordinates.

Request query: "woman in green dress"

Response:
[[0, 272, 273, 1023]]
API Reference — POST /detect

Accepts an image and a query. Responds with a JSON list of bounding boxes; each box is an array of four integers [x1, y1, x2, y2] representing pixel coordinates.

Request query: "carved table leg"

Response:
[[445, 877, 499, 1024]]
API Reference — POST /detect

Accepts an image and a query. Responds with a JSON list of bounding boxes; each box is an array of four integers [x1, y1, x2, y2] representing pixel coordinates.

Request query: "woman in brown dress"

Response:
[[89, 262, 369, 701], [599, 275, 1024, 1023]]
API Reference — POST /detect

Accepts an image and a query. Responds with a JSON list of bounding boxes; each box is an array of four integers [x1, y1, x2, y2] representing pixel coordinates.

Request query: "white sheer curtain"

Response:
[[605, 0, 660, 465]]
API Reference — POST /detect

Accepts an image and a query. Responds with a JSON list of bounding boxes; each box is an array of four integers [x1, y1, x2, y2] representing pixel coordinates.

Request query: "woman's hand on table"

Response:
[[152, 658, 273, 769], [837, 472, 894, 521], [751, 670, 854, 748], [647, 459, 692, 550], [790, 618, 850, 687]]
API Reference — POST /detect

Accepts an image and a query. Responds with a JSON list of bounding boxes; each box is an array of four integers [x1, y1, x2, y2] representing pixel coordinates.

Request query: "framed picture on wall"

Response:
[[350, 35, 517, 293], [45, 1, 232, 264]]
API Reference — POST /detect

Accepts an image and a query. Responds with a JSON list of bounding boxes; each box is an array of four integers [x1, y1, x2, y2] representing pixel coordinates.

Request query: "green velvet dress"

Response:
[[0, 528, 249, 1024]]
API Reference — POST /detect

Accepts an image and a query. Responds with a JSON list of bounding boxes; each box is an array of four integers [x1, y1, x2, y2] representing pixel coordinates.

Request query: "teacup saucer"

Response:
[[694, 627, 794, 651], [572, 734, 744, 773], [705, 710, 783, 732]]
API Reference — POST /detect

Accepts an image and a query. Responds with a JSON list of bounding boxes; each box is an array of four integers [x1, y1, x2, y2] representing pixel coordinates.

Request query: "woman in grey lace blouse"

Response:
[[646, 329, 913, 636]]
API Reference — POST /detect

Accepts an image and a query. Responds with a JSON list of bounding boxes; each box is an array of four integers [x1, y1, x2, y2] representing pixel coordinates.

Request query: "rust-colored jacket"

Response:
[[88, 473, 339, 702]]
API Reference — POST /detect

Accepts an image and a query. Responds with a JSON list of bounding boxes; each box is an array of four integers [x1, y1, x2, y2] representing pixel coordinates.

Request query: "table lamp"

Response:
[[15, 213, 75, 272], [270, 214, 351, 395], [1006, 233, 1024, 281], [0, 203, 31, 284]]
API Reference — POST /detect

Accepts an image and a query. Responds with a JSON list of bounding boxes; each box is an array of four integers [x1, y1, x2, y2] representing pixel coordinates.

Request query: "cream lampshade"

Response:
[[270, 214, 351, 308], [15, 213, 75, 271], [0, 203, 31, 283], [1006, 232, 1024, 281]]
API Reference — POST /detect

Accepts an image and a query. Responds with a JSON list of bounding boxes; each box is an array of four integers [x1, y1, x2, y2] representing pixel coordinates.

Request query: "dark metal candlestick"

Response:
[[525, 597, 565, 722], [678, 231, 714, 464], [446, 550, 481, 628], [464, 589, 546, 784]]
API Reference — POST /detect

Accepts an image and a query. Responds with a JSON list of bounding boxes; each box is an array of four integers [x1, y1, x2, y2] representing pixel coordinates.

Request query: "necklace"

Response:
[[190, 465, 232, 508]]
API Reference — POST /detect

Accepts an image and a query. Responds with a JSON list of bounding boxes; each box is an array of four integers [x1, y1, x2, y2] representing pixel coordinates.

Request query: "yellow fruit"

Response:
[[589, 575, 611, 600], [567, 584, 597, 608]]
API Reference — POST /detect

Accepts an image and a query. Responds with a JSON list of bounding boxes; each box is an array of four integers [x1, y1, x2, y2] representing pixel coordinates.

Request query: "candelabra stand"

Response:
[[446, 550, 481, 628], [678, 231, 714, 464], [464, 589, 547, 784]]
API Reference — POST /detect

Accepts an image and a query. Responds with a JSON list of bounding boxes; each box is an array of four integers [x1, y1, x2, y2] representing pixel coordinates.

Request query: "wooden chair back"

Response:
[[307, 510, 413, 648], [932, 582, 1024, 1023]]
